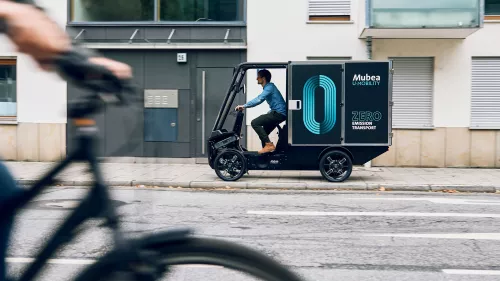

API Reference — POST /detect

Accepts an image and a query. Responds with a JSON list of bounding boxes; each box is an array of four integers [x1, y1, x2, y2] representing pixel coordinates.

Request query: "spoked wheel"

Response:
[[214, 149, 247, 181], [73, 237, 305, 281], [319, 150, 353, 182]]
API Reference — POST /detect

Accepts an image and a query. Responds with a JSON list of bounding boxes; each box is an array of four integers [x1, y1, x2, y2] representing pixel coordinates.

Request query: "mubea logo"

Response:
[[352, 74, 381, 86]]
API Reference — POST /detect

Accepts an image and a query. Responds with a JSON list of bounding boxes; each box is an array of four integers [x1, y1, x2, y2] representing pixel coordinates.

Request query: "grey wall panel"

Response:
[[143, 142, 191, 157], [68, 26, 107, 40], [100, 50, 145, 157], [196, 50, 244, 68], [177, 89, 191, 143], [145, 51, 190, 89], [144, 27, 176, 40], [70, 26, 246, 43], [105, 27, 146, 40], [190, 27, 239, 41]]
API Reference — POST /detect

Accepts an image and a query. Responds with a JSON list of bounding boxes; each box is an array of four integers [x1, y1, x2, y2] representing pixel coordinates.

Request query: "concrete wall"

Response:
[[0, 0, 67, 161]]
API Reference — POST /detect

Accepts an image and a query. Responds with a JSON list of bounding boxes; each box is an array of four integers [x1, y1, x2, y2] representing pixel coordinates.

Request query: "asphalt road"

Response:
[[6, 188, 500, 281]]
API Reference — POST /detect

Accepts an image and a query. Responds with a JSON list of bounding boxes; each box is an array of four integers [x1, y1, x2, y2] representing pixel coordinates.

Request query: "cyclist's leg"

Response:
[[0, 161, 21, 281]]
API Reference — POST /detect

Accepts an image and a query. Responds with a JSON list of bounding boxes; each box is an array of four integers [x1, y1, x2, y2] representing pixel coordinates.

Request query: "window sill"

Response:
[[0, 119, 17, 125], [485, 20, 500, 23], [306, 20, 354, 25], [393, 126, 435, 130]]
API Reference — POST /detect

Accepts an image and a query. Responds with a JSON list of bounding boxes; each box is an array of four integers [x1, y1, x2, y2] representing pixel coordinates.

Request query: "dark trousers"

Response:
[[251, 111, 286, 147], [0, 161, 21, 281]]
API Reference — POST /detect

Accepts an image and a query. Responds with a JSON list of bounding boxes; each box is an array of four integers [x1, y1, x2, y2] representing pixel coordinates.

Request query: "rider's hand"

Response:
[[89, 57, 132, 79], [0, 0, 71, 68], [235, 105, 244, 111], [0, 1, 133, 80]]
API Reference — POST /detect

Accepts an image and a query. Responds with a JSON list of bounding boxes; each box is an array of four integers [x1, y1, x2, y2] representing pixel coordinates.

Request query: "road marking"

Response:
[[247, 210, 500, 218], [6, 258, 221, 268], [443, 269, 500, 275], [6, 258, 95, 265], [365, 233, 500, 240], [345, 197, 500, 206]]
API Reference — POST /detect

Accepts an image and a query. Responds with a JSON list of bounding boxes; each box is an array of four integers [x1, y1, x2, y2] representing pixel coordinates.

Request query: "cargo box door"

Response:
[[343, 61, 392, 146], [287, 62, 343, 146]]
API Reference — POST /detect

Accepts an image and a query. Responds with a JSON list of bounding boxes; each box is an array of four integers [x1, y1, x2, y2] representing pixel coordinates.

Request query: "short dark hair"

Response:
[[258, 69, 272, 82]]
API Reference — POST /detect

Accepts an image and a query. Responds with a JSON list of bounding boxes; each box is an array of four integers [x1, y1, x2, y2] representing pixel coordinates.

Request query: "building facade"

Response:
[[4, 0, 500, 169], [0, 0, 68, 162], [0, 0, 248, 162], [246, 0, 500, 168]]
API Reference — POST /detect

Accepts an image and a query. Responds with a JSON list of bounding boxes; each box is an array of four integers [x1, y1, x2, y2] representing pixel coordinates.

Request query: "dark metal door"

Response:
[[196, 67, 246, 157]]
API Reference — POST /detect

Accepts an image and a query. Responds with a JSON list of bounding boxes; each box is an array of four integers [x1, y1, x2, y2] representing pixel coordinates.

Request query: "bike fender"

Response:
[[137, 228, 194, 249]]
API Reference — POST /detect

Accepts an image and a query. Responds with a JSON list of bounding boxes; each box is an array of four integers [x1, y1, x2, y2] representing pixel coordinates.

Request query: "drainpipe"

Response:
[[364, 36, 373, 168], [366, 36, 372, 60]]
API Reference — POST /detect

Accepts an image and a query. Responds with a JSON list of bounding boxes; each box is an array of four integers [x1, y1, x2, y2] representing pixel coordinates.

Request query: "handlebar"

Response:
[[52, 48, 140, 119]]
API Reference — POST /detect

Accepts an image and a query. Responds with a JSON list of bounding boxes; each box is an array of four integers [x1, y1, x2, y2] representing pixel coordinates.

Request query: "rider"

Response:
[[235, 69, 286, 154], [0, 1, 133, 280]]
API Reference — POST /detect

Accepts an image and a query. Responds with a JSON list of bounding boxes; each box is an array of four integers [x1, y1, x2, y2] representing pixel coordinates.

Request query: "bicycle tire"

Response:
[[73, 236, 305, 281]]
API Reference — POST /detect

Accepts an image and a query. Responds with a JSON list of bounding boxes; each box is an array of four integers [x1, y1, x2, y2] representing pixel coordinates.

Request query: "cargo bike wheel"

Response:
[[214, 149, 247, 181], [319, 150, 353, 182]]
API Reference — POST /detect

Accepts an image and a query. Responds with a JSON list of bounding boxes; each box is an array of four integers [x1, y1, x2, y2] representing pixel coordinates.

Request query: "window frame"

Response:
[[389, 56, 435, 130], [307, 0, 352, 22], [485, 0, 500, 20], [67, 0, 247, 25], [470, 56, 500, 129], [0, 57, 17, 123]]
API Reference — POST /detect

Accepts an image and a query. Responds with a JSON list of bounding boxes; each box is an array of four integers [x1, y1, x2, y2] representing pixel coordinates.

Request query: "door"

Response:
[[288, 62, 343, 145], [196, 68, 246, 157]]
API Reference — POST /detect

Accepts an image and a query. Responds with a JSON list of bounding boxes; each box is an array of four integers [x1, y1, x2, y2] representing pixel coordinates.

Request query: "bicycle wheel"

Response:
[[74, 237, 305, 281]]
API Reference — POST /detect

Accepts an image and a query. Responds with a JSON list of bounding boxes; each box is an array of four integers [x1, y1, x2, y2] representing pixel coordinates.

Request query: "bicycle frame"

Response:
[[3, 119, 128, 281]]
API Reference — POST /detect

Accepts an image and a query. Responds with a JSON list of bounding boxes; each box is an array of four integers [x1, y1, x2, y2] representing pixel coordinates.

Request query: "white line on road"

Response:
[[6, 258, 95, 265], [6, 257, 221, 268], [443, 269, 500, 275], [345, 197, 500, 206], [365, 233, 500, 240], [247, 210, 500, 218]]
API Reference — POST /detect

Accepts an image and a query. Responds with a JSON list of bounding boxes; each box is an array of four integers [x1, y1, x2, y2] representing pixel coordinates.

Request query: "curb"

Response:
[[15, 179, 500, 193]]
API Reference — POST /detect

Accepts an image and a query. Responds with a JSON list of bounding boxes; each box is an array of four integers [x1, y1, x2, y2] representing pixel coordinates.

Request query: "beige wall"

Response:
[[372, 128, 500, 168], [0, 123, 66, 162]]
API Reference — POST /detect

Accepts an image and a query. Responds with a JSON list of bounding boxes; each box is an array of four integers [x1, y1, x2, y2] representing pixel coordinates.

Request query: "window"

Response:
[[307, 56, 352, 60], [0, 59, 16, 118], [70, 0, 244, 22], [71, 0, 154, 21], [160, 0, 244, 21], [486, 0, 500, 19], [390, 57, 434, 129], [471, 57, 500, 128], [308, 0, 351, 21]]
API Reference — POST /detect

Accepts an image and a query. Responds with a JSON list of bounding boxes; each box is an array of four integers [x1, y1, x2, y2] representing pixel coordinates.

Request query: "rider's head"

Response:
[[257, 69, 271, 86]]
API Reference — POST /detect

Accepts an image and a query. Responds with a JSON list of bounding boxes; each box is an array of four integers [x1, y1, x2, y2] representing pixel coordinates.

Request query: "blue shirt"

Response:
[[244, 82, 287, 116]]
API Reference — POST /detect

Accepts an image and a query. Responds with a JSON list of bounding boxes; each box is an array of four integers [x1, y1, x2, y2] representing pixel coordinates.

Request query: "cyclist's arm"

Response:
[[244, 87, 272, 109], [0, 1, 131, 78]]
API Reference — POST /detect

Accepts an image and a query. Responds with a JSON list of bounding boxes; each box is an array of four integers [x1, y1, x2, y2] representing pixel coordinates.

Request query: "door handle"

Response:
[[289, 100, 302, 110], [202, 70, 206, 154]]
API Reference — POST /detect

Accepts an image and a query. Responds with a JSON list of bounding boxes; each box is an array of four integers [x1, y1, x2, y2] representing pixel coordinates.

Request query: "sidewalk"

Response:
[[5, 161, 500, 193]]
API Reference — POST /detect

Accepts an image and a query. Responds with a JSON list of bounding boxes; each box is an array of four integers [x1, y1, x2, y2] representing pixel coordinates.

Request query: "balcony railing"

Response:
[[367, 0, 482, 28], [361, 0, 483, 38]]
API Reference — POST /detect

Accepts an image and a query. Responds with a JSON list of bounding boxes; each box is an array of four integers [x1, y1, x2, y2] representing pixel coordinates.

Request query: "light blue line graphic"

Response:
[[302, 75, 336, 135]]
